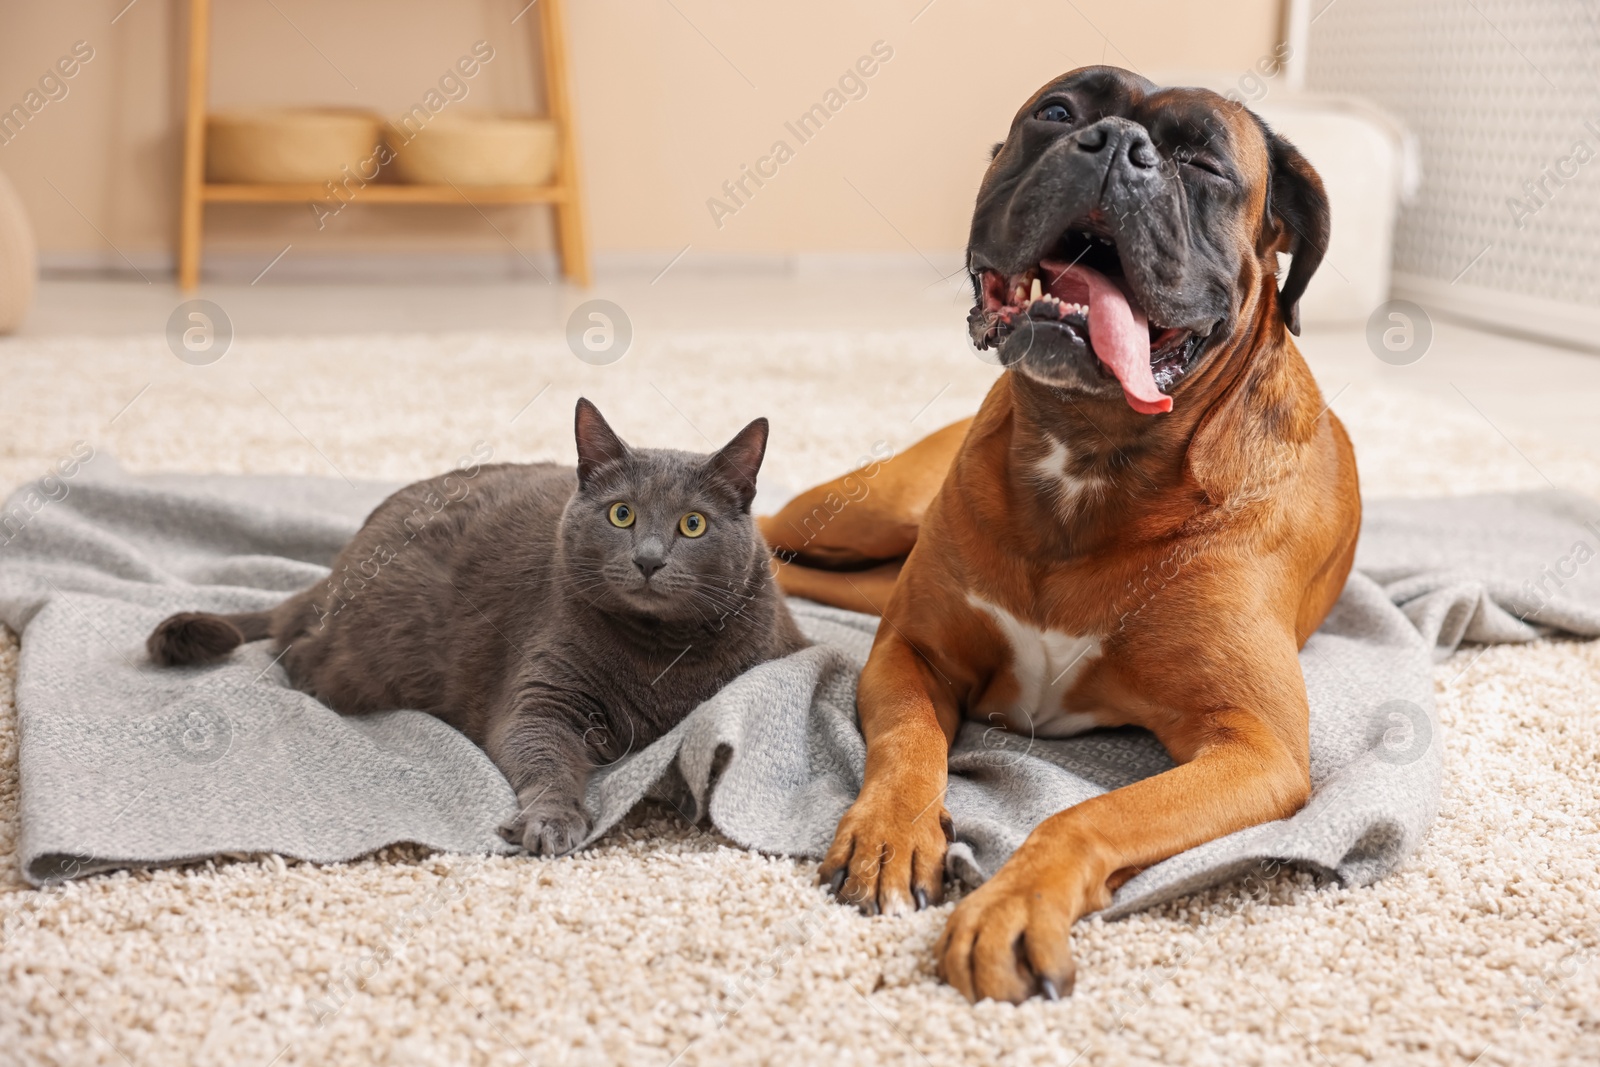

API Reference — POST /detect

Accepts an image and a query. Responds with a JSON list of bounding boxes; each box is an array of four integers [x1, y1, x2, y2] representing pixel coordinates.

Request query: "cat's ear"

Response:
[[573, 398, 630, 487], [709, 417, 768, 513]]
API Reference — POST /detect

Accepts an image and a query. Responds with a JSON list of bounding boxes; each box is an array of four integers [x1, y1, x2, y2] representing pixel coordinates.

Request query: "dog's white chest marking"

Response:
[[967, 593, 1102, 737], [1030, 437, 1100, 515]]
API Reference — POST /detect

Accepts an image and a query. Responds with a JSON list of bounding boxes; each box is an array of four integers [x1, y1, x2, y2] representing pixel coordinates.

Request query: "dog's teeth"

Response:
[[1030, 278, 1042, 302]]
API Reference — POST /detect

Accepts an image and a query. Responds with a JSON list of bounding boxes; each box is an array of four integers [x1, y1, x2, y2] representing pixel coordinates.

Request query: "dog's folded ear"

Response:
[[1260, 124, 1330, 337]]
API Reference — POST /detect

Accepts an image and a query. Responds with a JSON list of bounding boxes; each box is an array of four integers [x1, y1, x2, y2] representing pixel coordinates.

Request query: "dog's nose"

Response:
[[1073, 125, 1110, 153], [1125, 135, 1159, 170], [1072, 117, 1159, 170]]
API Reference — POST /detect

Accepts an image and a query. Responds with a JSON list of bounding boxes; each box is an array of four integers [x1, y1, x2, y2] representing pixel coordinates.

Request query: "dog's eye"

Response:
[[1034, 103, 1071, 123], [608, 502, 635, 528], [1178, 150, 1226, 178], [678, 512, 708, 538]]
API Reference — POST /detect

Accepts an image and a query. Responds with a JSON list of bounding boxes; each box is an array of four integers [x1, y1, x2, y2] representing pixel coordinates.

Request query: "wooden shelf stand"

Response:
[[176, 0, 590, 289]]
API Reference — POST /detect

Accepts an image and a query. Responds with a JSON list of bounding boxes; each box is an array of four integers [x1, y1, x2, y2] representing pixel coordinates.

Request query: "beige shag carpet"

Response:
[[1, 328, 1598, 1066]]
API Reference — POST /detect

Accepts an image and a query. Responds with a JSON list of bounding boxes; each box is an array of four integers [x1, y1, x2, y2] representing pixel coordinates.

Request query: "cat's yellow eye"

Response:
[[608, 502, 635, 528], [678, 511, 708, 538]]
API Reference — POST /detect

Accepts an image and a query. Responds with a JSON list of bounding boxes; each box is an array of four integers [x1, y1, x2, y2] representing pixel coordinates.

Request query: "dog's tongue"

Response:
[[1042, 260, 1171, 415]]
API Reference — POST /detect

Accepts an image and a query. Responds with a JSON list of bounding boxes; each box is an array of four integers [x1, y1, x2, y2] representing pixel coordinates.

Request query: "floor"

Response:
[[1, 273, 1598, 1066]]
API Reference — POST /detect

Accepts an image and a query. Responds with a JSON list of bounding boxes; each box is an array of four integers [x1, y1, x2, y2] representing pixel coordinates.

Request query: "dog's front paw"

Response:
[[818, 780, 953, 916], [499, 791, 592, 856], [934, 852, 1103, 1003]]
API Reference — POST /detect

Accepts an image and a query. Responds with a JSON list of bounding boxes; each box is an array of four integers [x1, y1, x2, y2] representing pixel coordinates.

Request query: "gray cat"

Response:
[[146, 399, 806, 854]]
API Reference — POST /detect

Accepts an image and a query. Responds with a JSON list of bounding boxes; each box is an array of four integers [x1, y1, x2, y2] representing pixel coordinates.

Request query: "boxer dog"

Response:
[[760, 66, 1360, 1003]]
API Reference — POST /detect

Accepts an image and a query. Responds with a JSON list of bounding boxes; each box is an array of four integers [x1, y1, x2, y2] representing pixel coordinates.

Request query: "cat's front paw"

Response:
[[499, 792, 592, 856]]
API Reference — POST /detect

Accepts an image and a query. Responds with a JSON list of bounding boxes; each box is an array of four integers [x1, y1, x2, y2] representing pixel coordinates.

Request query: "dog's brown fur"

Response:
[[760, 70, 1360, 1003]]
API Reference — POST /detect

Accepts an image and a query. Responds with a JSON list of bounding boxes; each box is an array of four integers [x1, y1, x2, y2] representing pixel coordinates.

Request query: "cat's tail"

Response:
[[145, 609, 274, 667]]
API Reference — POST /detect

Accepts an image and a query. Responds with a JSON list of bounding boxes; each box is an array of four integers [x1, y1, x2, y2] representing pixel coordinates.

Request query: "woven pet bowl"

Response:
[[385, 116, 558, 186], [206, 109, 381, 184]]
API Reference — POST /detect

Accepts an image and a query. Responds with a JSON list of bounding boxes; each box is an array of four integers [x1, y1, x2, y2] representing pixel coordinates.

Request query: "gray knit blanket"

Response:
[[3, 459, 1598, 920]]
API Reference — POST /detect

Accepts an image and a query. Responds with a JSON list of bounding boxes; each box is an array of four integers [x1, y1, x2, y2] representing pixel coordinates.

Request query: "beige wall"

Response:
[[0, 0, 1282, 270]]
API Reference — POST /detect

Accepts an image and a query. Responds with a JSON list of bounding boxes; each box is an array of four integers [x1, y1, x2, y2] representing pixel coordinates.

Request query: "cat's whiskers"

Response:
[[682, 581, 758, 628]]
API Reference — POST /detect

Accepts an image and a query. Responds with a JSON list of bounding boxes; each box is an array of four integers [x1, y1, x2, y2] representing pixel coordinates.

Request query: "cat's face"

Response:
[[560, 401, 771, 626]]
